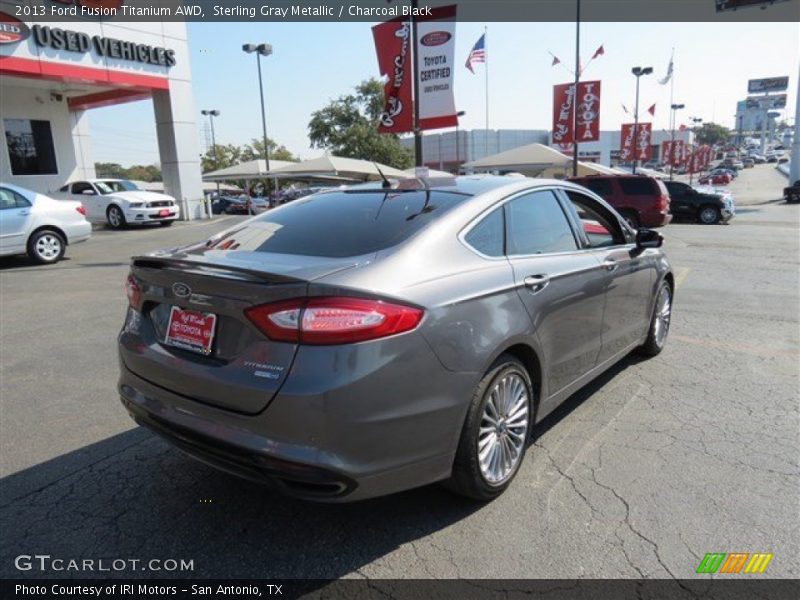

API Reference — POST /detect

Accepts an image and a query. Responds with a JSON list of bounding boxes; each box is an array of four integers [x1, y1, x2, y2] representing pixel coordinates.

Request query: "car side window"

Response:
[[563, 190, 629, 248], [59, 184, 69, 192], [0, 188, 17, 210], [579, 178, 613, 198], [504, 190, 578, 256], [464, 207, 504, 257], [71, 182, 94, 195]]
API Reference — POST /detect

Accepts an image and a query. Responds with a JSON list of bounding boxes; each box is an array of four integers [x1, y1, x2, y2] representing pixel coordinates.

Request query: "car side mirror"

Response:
[[636, 228, 663, 250], [81, 189, 96, 196]]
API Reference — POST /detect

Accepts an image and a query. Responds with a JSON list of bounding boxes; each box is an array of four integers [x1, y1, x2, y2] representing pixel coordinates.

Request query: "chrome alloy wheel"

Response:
[[108, 206, 123, 228], [654, 286, 672, 347], [699, 207, 719, 224], [34, 234, 62, 261], [478, 372, 530, 485]]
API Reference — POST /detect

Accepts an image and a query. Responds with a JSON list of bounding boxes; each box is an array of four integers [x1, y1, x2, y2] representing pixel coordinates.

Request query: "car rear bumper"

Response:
[[65, 221, 92, 244], [117, 339, 474, 501], [641, 210, 672, 228]]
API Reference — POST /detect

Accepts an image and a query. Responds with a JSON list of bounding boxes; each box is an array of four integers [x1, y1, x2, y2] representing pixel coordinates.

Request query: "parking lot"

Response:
[[1, 166, 798, 579]]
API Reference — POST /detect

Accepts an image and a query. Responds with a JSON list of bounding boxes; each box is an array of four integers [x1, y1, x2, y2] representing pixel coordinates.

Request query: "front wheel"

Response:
[[637, 281, 672, 357], [106, 205, 126, 229], [445, 355, 533, 501], [159, 220, 174, 227], [698, 205, 721, 225], [27, 229, 66, 264]]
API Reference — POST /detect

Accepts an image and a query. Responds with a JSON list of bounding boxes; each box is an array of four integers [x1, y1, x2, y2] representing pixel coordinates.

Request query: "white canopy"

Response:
[[202, 159, 296, 182], [464, 143, 571, 175], [270, 155, 409, 182]]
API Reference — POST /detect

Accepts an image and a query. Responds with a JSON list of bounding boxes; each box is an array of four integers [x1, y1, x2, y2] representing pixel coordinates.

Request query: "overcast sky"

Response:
[[88, 20, 799, 166]]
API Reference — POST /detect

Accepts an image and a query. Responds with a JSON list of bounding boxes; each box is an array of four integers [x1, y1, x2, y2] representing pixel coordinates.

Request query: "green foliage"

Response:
[[95, 162, 161, 182], [308, 78, 413, 169], [695, 122, 731, 146], [202, 139, 296, 173]]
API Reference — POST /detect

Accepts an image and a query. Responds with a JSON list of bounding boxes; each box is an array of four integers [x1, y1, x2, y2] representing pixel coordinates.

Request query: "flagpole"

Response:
[[572, 0, 580, 177], [485, 26, 489, 158], [412, 0, 423, 167]]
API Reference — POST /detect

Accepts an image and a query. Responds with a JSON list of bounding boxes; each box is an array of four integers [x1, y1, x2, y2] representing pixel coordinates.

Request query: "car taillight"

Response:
[[76, 205, 86, 216], [658, 194, 669, 211], [245, 297, 424, 345], [125, 274, 141, 309]]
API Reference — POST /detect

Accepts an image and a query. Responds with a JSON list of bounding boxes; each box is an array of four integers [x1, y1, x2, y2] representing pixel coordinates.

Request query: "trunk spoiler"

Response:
[[132, 256, 304, 285]]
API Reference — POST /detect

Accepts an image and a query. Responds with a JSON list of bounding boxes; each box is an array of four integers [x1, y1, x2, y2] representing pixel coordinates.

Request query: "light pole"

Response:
[[688, 117, 702, 184], [631, 66, 653, 174], [243, 43, 272, 214], [201, 109, 220, 206], [669, 102, 685, 180], [455, 110, 466, 172]]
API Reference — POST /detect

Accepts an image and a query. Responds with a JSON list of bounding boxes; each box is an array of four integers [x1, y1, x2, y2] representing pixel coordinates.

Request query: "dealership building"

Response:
[[0, 11, 204, 218], [403, 128, 695, 173]]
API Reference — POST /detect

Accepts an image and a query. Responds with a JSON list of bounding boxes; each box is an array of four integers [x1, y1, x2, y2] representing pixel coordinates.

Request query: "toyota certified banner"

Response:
[[552, 80, 601, 144], [635, 122, 652, 160], [373, 17, 414, 133], [620, 123, 637, 161], [416, 5, 458, 130]]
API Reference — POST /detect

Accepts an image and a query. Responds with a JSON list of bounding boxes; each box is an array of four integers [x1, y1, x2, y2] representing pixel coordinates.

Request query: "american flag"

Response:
[[465, 34, 486, 73]]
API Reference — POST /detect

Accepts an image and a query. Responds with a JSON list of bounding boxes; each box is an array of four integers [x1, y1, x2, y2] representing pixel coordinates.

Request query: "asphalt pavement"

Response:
[[1, 167, 797, 579]]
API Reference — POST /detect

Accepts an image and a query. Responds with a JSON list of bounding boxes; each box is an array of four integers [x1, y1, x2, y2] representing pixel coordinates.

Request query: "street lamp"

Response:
[[630, 66, 653, 174], [669, 102, 685, 180], [242, 43, 273, 172], [201, 109, 221, 205], [455, 110, 466, 171]]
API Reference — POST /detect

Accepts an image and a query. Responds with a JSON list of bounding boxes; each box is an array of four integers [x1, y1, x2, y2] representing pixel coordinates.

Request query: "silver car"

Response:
[[118, 176, 673, 501]]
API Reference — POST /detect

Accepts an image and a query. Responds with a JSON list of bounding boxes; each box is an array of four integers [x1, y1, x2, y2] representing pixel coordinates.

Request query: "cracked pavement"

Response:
[[1, 173, 798, 579]]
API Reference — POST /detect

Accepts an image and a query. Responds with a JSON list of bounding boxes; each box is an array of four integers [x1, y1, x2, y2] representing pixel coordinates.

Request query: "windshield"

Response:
[[95, 180, 139, 194], [206, 189, 470, 258]]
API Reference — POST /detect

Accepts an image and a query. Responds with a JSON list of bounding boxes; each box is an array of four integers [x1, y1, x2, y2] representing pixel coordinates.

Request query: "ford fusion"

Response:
[[118, 176, 673, 501]]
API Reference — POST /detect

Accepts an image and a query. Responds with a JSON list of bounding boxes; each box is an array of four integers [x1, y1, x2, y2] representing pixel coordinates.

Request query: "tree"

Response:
[[95, 162, 161, 182], [308, 78, 413, 169], [695, 122, 731, 146], [202, 139, 296, 173], [242, 138, 296, 163]]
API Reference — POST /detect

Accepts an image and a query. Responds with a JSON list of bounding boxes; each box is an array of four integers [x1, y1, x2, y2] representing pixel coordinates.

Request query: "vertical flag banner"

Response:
[[552, 83, 576, 145], [619, 124, 636, 161], [661, 140, 672, 164], [372, 18, 413, 133], [576, 80, 601, 141], [671, 140, 685, 166], [416, 5, 458, 131], [636, 123, 652, 160]]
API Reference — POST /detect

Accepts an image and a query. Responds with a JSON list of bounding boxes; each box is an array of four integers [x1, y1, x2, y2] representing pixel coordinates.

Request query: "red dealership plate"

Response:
[[164, 306, 216, 355]]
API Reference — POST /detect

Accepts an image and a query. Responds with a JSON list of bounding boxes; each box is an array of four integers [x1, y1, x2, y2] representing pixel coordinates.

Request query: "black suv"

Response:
[[664, 181, 735, 225]]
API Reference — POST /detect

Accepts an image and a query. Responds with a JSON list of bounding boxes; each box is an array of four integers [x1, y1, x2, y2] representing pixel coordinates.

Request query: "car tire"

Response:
[[106, 205, 126, 229], [637, 280, 672, 357], [27, 229, 66, 265], [159, 220, 174, 227], [445, 354, 533, 501], [697, 205, 721, 225], [621, 210, 640, 230]]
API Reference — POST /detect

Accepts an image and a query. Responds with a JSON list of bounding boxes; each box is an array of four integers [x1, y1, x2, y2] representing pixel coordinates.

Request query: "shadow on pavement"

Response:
[[1, 354, 645, 580]]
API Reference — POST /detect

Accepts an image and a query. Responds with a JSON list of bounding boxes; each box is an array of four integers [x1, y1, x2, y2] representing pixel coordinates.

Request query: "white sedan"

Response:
[[0, 184, 91, 264], [57, 179, 180, 229]]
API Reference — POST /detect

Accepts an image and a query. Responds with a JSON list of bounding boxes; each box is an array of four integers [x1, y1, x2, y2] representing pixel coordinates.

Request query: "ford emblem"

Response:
[[172, 282, 192, 298]]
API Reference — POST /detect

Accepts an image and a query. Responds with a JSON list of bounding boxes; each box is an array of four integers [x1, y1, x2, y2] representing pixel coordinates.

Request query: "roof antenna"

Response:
[[373, 163, 392, 189]]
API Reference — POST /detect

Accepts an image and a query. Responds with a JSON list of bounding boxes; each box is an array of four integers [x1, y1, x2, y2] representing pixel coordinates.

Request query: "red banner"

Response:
[[575, 80, 601, 142], [552, 80, 601, 145], [660, 140, 686, 167], [373, 18, 413, 134], [635, 122, 652, 161], [620, 123, 637, 162]]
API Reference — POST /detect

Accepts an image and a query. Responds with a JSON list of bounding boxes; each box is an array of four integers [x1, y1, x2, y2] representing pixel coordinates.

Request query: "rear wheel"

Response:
[[27, 229, 66, 264], [637, 281, 672, 356], [621, 210, 640, 229], [107, 205, 126, 229], [445, 355, 533, 501], [698, 205, 721, 225]]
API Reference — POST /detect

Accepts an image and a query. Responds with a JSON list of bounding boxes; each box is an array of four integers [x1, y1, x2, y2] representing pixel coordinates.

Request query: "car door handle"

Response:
[[18, 210, 30, 216], [523, 275, 550, 293], [603, 259, 619, 272]]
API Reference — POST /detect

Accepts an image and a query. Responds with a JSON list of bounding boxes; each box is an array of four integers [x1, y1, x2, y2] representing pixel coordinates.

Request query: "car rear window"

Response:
[[618, 178, 657, 195], [209, 189, 470, 258]]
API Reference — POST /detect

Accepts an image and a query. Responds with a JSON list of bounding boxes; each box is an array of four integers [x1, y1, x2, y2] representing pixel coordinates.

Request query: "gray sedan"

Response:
[[118, 176, 673, 501]]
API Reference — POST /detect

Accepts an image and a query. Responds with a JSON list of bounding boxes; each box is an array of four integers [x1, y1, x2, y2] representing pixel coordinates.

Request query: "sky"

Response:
[[87, 20, 799, 166]]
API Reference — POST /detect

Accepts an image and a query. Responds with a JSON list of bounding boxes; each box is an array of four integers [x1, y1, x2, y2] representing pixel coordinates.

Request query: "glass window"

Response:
[[204, 189, 471, 258], [59, 185, 69, 193], [95, 180, 139, 194], [71, 182, 95, 195], [504, 190, 578, 255], [0, 188, 30, 209], [464, 208, 504, 257], [564, 191, 627, 248], [4, 119, 58, 175], [579, 177, 613, 198], [618, 178, 656, 195]]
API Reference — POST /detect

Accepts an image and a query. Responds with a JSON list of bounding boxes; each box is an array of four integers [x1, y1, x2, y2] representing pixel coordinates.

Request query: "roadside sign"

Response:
[[746, 94, 787, 109], [747, 76, 789, 94]]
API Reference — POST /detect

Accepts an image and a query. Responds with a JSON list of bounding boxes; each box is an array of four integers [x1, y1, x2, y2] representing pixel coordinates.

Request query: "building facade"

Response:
[[0, 10, 204, 219]]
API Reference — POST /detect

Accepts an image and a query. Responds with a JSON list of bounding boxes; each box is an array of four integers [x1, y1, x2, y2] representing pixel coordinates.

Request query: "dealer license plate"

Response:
[[164, 306, 217, 355]]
